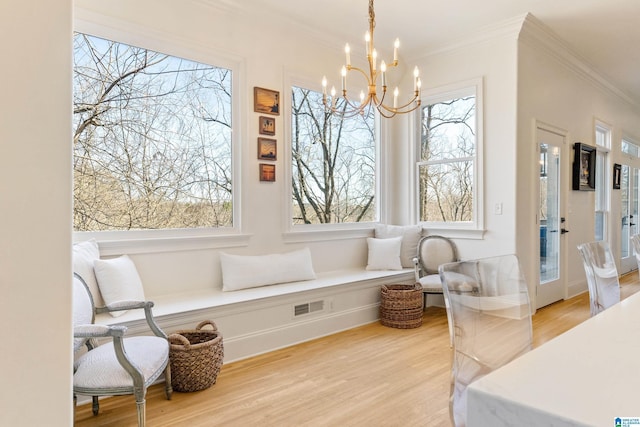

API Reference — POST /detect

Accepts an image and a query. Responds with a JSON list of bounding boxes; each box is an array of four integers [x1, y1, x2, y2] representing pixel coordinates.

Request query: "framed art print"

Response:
[[259, 163, 276, 182], [258, 137, 277, 161], [259, 116, 276, 135], [572, 142, 596, 191], [254, 87, 280, 115]]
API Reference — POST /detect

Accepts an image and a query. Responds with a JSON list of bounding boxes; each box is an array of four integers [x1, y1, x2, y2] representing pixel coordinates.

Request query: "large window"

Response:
[[417, 83, 480, 228], [73, 33, 233, 233], [290, 86, 377, 225], [594, 122, 611, 241]]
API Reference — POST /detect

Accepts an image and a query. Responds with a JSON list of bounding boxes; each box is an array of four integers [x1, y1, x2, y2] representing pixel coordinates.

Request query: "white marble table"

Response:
[[467, 291, 640, 427]]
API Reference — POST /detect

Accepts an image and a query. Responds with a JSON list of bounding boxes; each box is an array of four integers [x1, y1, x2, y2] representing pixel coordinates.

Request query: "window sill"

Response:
[[74, 232, 252, 256], [283, 224, 374, 243], [424, 227, 485, 240]]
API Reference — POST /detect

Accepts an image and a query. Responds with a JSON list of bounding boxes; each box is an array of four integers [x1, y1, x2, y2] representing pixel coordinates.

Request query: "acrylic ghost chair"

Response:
[[631, 234, 640, 278], [577, 240, 621, 316], [438, 254, 533, 427], [72, 273, 172, 427]]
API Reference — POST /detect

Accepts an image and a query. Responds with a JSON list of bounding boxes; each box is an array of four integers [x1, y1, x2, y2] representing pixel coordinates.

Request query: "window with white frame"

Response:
[[417, 81, 482, 229], [73, 33, 233, 233], [290, 86, 377, 225], [594, 122, 611, 241]]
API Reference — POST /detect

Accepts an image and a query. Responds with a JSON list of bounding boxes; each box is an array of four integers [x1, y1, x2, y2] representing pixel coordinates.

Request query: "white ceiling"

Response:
[[207, 0, 640, 106]]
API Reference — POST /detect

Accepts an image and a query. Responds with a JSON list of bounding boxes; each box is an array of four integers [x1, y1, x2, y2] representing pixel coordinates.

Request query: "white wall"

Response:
[[516, 15, 640, 302], [405, 22, 520, 260], [0, 1, 73, 426]]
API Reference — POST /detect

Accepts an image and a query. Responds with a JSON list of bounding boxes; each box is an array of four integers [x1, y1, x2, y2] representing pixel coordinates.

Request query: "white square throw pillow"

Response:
[[220, 248, 316, 291], [72, 239, 105, 307], [94, 255, 146, 317], [366, 236, 403, 271], [374, 224, 423, 268]]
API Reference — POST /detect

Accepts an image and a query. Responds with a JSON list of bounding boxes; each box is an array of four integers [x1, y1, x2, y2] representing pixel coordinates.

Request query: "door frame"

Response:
[[535, 121, 569, 309]]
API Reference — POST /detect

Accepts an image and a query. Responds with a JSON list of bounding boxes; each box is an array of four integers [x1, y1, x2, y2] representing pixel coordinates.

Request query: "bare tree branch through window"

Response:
[[73, 33, 233, 231], [419, 95, 476, 223], [291, 87, 376, 225]]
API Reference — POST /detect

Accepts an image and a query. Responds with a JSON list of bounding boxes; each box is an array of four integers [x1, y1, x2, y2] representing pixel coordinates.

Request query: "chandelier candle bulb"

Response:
[[393, 38, 399, 63], [393, 87, 399, 108], [380, 60, 387, 87], [413, 66, 420, 91], [322, 76, 327, 96], [345, 44, 351, 67], [341, 66, 347, 93]]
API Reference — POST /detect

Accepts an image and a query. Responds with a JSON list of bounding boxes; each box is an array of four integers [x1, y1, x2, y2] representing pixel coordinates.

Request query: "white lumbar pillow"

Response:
[[73, 239, 105, 307], [94, 255, 146, 317], [374, 224, 423, 268], [220, 248, 316, 291], [366, 236, 403, 271]]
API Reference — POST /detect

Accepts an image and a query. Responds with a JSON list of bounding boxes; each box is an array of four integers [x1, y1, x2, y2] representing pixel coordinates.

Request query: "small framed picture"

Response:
[[259, 163, 276, 182], [258, 137, 277, 161], [254, 87, 280, 115], [613, 163, 622, 189], [572, 142, 596, 191], [259, 116, 276, 135]]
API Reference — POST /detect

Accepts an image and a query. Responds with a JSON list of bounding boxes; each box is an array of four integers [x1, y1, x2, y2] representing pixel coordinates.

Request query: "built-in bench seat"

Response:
[[96, 267, 414, 327]]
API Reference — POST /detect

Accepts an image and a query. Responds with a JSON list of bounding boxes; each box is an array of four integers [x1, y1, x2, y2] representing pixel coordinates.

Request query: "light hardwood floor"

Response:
[[74, 274, 640, 427]]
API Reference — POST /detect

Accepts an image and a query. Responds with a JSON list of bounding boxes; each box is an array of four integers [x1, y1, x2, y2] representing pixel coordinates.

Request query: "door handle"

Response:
[[631, 223, 637, 226], [561, 229, 569, 234]]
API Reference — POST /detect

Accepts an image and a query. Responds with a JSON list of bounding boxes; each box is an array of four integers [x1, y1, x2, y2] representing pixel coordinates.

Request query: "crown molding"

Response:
[[519, 13, 638, 109], [410, 14, 525, 62]]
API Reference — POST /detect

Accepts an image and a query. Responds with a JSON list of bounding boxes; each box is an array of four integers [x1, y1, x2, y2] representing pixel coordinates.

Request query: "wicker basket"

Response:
[[168, 320, 224, 392], [380, 283, 423, 329]]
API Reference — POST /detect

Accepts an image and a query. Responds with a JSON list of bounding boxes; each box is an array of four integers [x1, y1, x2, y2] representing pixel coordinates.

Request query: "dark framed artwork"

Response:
[[259, 163, 276, 182], [258, 137, 277, 161], [613, 163, 622, 189], [572, 142, 596, 191], [254, 87, 280, 115], [259, 116, 276, 135]]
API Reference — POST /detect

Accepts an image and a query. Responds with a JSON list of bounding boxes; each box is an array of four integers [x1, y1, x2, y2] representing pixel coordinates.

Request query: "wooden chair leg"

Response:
[[135, 399, 146, 427], [164, 364, 173, 400], [92, 396, 99, 416]]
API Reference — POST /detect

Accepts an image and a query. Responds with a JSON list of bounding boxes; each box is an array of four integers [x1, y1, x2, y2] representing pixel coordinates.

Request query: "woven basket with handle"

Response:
[[168, 320, 224, 392]]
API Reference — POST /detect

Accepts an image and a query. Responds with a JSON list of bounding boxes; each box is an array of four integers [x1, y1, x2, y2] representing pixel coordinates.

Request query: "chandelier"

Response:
[[322, 0, 422, 119]]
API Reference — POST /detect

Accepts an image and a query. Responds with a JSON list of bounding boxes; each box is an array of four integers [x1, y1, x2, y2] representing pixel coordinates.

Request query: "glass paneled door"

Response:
[[537, 126, 567, 308], [620, 164, 639, 273]]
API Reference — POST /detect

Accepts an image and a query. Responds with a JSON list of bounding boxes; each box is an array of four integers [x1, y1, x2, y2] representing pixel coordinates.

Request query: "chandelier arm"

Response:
[[346, 65, 374, 86]]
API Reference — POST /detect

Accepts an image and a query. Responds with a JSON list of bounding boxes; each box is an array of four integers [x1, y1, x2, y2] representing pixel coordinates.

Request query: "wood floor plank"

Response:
[[74, 273, 640, 426]]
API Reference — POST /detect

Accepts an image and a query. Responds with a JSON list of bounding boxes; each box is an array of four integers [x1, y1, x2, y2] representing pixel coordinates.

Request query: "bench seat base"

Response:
[[96, 268, 414, 362]]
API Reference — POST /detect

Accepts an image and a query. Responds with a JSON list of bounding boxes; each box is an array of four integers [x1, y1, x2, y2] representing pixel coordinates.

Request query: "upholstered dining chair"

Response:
[[413, 235, 460, 307], [577, 240, 621, 316], [72, 273, 172, 427], [439, 254, 533, 427]]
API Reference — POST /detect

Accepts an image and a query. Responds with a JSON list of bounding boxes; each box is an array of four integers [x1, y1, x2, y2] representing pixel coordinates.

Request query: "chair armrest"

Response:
[[75, 324, 146, 388], [74, 324, 127, 338], [95, 300, 167, 339], [95, 300, 149, 314]]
